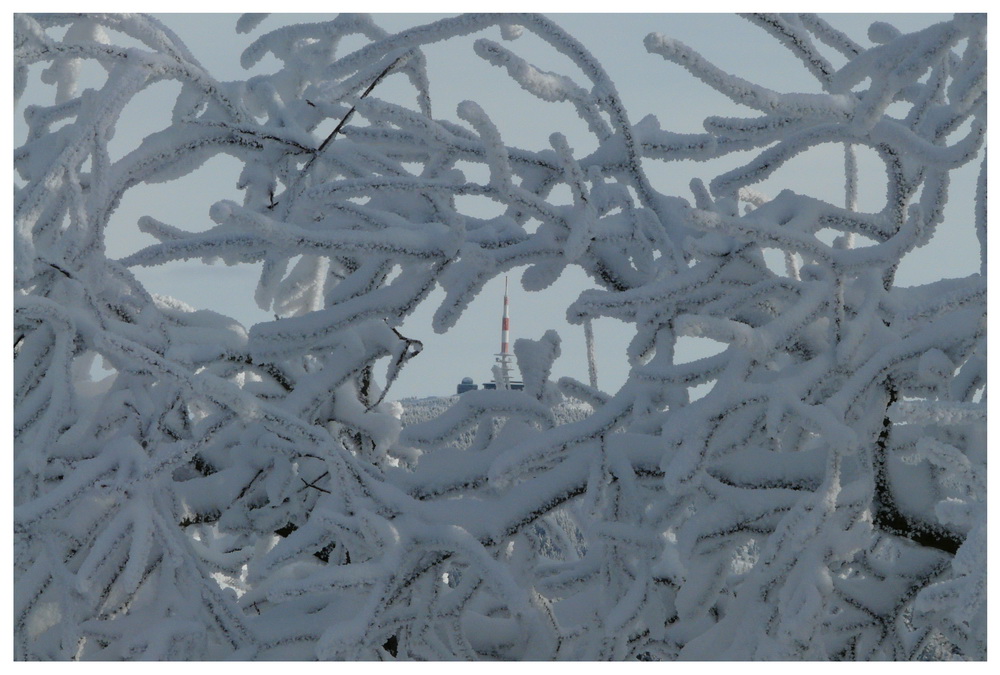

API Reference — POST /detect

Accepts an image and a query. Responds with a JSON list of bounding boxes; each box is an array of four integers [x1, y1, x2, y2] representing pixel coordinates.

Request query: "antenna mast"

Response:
[[584, 317, 598, 389], [493, 276, 514, 389]]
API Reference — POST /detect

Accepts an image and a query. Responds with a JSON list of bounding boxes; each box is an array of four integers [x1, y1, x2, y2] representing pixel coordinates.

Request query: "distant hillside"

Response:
[[397, 395, 595, 429], [396, 395, 596, 452]]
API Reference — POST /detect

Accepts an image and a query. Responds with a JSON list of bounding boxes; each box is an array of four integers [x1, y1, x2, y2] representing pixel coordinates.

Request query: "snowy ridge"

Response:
[[398, 394, 595, 445]]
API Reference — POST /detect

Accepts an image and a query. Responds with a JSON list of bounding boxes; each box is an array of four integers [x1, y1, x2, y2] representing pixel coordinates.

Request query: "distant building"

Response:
[[481, 382, 524, 391], [456, 377, 478, 395]]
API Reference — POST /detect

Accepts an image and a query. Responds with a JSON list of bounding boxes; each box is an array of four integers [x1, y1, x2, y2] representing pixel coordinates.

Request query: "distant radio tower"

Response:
[[493, 276, 515, 389]]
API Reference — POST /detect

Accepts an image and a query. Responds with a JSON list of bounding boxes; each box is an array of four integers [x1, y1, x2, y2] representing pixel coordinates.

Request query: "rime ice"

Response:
[[13, 12, 986, 661]]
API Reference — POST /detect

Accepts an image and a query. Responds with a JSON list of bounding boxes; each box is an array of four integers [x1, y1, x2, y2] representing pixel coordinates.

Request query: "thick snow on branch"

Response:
[[13, 12, 985, 661]]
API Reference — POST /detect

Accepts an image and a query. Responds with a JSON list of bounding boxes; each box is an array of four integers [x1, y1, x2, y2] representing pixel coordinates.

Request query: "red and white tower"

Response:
[[501, 276, 511, 355], [493, 276, 515, 389]]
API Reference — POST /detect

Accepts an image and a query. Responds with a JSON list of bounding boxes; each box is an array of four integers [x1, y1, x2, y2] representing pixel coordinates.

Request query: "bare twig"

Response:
[[299, 471, 331, 494], [273, 54, 409, 214]]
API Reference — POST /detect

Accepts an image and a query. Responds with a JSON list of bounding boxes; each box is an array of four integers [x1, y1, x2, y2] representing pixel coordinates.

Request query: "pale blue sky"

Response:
[[18, 12, 977, 399]]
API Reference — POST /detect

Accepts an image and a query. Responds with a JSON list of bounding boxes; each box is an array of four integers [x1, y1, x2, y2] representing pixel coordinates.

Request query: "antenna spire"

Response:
[[494, 276, 514, 389]]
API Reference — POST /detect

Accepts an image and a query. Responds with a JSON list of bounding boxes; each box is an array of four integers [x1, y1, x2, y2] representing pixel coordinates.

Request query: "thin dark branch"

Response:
[[299, 471, 331, 494], [315, 55, 408, 156], [269, 55, 407, 212], [873, 381, 964, 555]]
